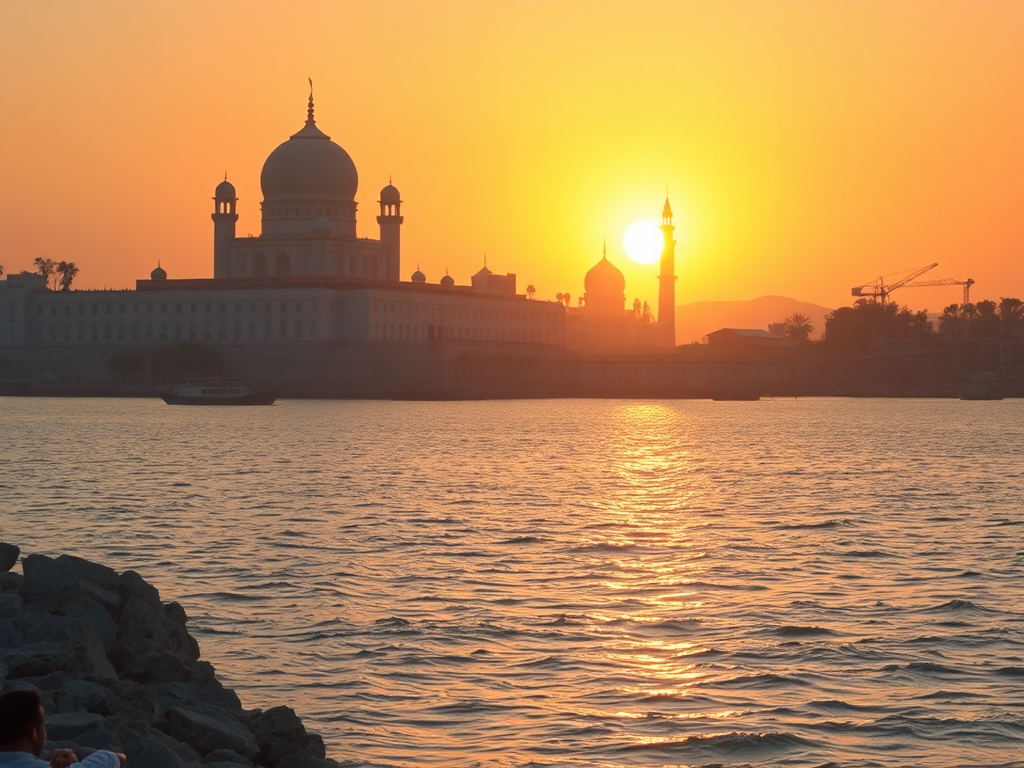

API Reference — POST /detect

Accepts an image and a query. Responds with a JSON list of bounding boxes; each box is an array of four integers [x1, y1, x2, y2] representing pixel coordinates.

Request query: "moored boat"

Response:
[[161, 377, 276, 405]]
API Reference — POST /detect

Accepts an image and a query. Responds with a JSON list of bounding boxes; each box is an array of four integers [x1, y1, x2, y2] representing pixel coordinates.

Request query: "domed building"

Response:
[[564, 241, 666, 354], [583, 243, 626, 319], [213, 91, 402, 282]]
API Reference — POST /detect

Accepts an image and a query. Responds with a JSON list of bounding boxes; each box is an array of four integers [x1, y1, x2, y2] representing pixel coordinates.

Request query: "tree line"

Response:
[[776, 298, 1023, 353]]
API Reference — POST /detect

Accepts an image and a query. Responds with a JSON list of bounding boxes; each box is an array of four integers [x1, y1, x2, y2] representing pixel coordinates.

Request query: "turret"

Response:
[[658, 195, 676, 348], [377, 180, 403, 282], [212, 176, 238, 278]]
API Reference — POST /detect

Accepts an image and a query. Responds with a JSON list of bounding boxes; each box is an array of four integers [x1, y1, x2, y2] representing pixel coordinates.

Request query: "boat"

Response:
[[161, 377, 277, 405], [958, 372, 1003, 401]]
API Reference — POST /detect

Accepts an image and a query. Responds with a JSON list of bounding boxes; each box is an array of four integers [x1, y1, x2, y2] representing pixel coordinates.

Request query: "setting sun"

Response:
[[623, 220, 663, 265]]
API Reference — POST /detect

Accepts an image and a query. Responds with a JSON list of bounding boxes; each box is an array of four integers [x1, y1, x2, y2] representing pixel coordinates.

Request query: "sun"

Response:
[[623, 220, 663, 265]]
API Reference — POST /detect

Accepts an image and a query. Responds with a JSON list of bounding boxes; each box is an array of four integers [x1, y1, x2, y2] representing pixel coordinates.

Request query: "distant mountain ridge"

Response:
[[675, 295, 833, 344]]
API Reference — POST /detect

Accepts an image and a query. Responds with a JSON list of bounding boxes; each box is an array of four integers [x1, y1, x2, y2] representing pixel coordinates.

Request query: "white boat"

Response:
[[161, 377, 276, 405]]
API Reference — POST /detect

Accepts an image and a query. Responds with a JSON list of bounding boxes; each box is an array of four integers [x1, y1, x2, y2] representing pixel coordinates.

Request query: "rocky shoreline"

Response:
[[0, 544, 347, 768]]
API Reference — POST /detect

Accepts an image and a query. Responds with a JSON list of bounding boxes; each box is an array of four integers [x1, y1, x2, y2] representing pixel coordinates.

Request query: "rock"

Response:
[[57, 555, 120, 592], [2, 641, 77, 677], [67, 728, 122, 751], [0, 542, 19, 572], [115, 596, 199, 675], [119, 571, 161, 610], [80, 581, 122, 615], [166, 707, 259, 759], [202, 749, 254, 766], [246, 707, 326, 768], [0, 571, 23, 592], [0, 591, 25, 618], [21, 555, 82, 613], [45, 711, 107, 740], [125, 737, 189, 768]]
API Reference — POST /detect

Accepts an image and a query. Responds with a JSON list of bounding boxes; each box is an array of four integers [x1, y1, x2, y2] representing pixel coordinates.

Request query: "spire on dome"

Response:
[[602, 237, 607, 260], [307, 77, 315, 125]]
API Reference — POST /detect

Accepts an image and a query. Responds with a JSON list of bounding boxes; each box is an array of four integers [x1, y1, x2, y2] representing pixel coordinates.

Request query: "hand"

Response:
[[47, 749, 78, 768], [114, 753, 126, 768]]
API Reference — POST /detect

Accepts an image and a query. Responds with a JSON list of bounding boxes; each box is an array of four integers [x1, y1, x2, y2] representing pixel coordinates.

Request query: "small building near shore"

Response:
[[706, 328, 793, 353]]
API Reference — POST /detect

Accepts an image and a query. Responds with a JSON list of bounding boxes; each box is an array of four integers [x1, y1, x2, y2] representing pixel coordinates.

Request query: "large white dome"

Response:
[[260, 118, 358, 203]]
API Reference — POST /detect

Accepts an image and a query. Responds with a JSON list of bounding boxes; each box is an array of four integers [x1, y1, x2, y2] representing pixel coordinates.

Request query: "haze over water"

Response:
[[2, 397, 1023, 767]]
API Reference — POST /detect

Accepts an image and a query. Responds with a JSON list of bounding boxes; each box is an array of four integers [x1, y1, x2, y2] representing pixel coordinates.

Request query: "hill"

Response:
[[675, 295, 833, 344]]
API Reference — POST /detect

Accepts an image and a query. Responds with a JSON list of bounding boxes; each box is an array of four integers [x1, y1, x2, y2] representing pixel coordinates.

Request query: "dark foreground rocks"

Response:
[[0, 545, 347, 768]]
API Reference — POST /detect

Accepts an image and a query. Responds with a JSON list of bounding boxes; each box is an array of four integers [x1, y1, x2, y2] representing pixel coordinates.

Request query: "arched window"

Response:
[[275, 253, 291, 276], [253, 253, 268, 276]]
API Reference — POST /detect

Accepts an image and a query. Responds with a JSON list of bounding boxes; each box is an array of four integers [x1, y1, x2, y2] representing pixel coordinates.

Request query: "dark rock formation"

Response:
[[0, 545, 346, 768]]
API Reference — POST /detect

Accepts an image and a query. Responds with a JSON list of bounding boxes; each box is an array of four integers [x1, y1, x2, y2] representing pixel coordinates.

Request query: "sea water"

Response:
[[2, 397, 1022, 767]]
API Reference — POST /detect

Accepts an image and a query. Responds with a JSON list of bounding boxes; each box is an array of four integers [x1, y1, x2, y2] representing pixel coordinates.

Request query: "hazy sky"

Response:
[[1, 0, 1021, 311]]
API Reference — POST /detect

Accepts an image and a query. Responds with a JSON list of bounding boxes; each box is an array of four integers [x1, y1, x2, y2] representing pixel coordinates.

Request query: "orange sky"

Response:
[[1, 0, 1021, 313]]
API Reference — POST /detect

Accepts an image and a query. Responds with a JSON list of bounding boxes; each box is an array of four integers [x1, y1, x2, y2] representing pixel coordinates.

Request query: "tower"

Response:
[[377, 181, 403, 282], [658, 196, 676, 347], [212, 177, 238, 278]]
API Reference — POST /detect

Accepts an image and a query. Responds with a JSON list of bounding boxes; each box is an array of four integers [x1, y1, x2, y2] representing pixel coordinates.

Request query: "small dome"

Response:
[[150, 264, 167, 280], [440, 274, 455, 287], [584, 256, 625, 297], [215, 179, 236, 199], [312, 217, 332, 235], [380, 183, 401, 203], [411, 269, 426, 283]]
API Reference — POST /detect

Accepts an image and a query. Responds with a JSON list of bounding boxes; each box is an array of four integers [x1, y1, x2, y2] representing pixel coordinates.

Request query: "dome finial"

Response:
[[224, 171, 227, 182], [603, 237, 607, 260], [307, 77, 315, 125]]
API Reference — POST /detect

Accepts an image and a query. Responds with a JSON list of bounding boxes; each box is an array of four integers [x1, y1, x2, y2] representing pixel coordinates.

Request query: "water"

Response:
[[2, 397, 1023, 767]]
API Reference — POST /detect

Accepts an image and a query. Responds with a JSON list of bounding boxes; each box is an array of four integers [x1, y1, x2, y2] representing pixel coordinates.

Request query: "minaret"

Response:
[[212, 175, 238, 278], [658, 195, 676, 347], [377, 178, 403, 282]]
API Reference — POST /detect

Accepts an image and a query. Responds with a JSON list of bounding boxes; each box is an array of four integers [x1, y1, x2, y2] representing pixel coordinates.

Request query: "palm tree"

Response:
[[784, 312, 813, 342], [33, 257, 57, 289], [562, 292, 571, 308], [57, 261, 79, 291]]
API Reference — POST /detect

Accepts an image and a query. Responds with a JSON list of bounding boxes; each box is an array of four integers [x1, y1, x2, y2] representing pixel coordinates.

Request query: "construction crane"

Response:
[[900, 277, 974, 306], [852, 263, 937, 305]]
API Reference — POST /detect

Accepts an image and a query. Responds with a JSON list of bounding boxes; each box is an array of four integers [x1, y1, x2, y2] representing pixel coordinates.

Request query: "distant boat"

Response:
[[959, 373, 1003, 401], [711, 385, 761, 401], [161, 377, 276, 405]]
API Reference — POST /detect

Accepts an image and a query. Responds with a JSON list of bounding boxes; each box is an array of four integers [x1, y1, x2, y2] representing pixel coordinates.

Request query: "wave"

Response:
[[923, 599, 996, 613], [615, 730, 816, 755], [770, 625, 837, 637]]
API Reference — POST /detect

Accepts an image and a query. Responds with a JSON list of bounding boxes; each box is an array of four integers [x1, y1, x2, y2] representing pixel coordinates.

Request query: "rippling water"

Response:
[[2, 397, 1023, 767]]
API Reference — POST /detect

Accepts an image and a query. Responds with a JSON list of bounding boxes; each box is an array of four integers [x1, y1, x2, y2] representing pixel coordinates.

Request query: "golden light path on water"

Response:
[[2, 397, 1023, 767]]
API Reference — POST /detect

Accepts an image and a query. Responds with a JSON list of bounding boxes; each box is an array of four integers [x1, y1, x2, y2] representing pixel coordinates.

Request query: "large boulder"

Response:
[[57, 555, 120, 592], [166, 707, 259, 759], [45, 711, 107, 740], [21, 555, 82, 614], [0, 542, 19, 572], [245, 707, 326, 768]]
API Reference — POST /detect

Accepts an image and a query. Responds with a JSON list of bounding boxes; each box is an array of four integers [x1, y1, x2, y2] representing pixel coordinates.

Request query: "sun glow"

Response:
[[623, 220, 663, 265]]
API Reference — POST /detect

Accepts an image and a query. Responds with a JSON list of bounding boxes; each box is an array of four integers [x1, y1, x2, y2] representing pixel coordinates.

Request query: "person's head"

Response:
[[0, 689, 46, 754]]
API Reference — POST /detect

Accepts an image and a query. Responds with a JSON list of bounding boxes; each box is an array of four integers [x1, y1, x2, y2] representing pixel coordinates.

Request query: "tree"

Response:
[[783, 312, 813, 342], [973, 300, 1000, 337], [824, 299, 932, 352], [33, 257, 58, 289], [56, 261, 79, 291], [998, 298, 1023, 338], [0, 264, 5, 277]]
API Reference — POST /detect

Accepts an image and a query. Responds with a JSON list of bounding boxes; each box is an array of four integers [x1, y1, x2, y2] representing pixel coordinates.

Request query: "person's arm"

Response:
[[71, 752, 123, 768]]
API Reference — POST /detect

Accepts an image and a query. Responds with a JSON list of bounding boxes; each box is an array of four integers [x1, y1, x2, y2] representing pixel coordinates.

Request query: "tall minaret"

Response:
[[377, 179, 403, 282], [212, 176, 238, 278], [658, 195, 676, 347]]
